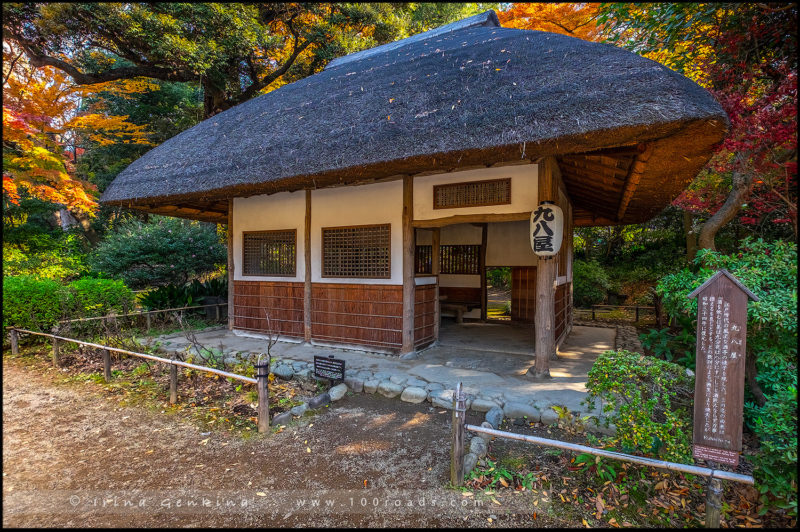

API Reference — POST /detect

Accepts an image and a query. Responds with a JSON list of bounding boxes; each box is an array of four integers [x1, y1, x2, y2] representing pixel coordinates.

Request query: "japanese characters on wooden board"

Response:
[[687, 270, 758, 466], [530, 201, 563, 257]]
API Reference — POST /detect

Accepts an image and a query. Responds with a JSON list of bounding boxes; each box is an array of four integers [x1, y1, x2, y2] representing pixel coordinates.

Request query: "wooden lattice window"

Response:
[[322, 224, 391, 278], [415, 245, 432, 275], [440, 245, 481, 275], [433, 178, 511, 209], [242, 230, 296, 276]]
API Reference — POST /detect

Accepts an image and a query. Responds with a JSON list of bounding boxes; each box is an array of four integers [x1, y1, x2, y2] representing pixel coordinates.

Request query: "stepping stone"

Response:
[[377, 381, 404, 398], [329, 383, 348, 401], [400, 386, 427, 404]]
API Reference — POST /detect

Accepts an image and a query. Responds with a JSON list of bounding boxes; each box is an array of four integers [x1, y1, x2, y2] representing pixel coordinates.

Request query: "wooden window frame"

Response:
[[321, 223, 392, 279], [241, 229, 297, 277], [432, 178, 512, 210]]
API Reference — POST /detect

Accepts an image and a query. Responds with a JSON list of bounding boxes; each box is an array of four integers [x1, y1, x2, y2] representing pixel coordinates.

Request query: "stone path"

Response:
[[144, 324, 617, 433]]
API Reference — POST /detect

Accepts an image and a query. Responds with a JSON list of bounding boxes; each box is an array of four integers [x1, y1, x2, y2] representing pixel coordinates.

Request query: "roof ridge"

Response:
[[325, 9, 500, 70]]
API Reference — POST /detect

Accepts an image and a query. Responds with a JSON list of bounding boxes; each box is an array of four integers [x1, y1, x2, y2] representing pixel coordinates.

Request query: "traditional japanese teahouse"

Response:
[[102, 11, 728, 376]]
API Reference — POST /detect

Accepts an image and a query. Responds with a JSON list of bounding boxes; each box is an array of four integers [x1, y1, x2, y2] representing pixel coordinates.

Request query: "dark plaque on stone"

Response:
[[314, 355, 345, 382], [687, 269, 758, 467]]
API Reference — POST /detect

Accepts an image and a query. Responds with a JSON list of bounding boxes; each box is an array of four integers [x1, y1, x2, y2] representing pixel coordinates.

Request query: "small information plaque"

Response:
[[314, 355, 345, 382], [688, 270, 758, 467]]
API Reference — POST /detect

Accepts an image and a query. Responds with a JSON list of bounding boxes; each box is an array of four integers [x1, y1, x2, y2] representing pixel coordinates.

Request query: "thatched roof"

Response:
[[101, 10, 728, 226]]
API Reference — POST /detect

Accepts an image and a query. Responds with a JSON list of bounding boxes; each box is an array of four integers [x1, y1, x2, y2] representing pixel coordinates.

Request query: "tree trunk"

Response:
[[683, 210, 698, 262], [202, 79, 233, 118], [697, 167, 753, 251], [745, 348, 766, 407], [71, 210, 101, 245]]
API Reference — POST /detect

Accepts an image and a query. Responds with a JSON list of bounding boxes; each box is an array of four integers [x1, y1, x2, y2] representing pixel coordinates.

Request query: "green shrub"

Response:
[[139, 278, 227, 310], [583, 350, 694, 463], [573, 259, 611, 307], [2, 275, 68, 331], [746, 385, 798, 516], [65, 278, 136, 317], [89, 216, 226, 289], [3, 235, 89, 281]]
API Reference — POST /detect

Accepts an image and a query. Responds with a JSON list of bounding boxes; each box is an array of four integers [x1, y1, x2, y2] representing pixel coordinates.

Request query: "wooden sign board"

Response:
[[314, 355, 345, 382], [688, 270, 758, 466]]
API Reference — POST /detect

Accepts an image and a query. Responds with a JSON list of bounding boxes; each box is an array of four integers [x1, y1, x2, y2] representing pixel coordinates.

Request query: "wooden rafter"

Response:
[[616, 143, 654, 221]]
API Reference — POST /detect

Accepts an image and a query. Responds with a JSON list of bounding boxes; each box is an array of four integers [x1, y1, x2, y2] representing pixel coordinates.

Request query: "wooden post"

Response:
[[592, 306, 596, 321], [169, 363, 178, 404], [635, 305, 640, 322], [705, 475, 723, 528], [480, 223, 488, 322], [304, 189, 312, 344], [10, 329, 19, 355], [215, 304, 220, 322], [145, 312, 151, 332], [527, 157, 559, 379], [227, 198, 234, 330], [401, 175, 415, 354], [432, 228, 441, 343], [450, 382, 466, 487], [102, 348, 112, 382], [255, 362, 270, 433], [51, 327, 60, 368]]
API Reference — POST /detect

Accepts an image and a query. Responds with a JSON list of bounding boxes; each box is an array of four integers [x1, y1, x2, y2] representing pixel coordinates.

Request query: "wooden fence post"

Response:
[[103, 348, 112, 382], [592, 306, 596, 320], [635, 306, 640, 322], [705, 476, 723, 528], [10, 328, 19, 355], [215, 304, 220, 322], [145, 312, 151, 332], [51, 327, 60, 367], [255, 361, 270, 433], [450, 381, 466, 487], [169, 363, 178, 404]]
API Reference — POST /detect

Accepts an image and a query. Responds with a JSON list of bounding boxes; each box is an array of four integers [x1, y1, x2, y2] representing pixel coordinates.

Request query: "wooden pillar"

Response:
[[9, 329, 19, 356], [432, 228, 441, 343], [256, 362, 270, 433], [227, 199, 234, 331], [401, 175, 415, 354], [450, 381, 466, 487], [51, 327, 60, 368], [480, 223, 488, 321], [527, 157, 559, 380], [169, 364, 178, 404], [303, 189, 312, 343], [102, 348, 112, 382]]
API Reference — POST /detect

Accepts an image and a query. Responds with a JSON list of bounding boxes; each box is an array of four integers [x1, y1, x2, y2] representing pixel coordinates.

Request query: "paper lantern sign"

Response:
[[530, 202, 563, 256], [687, 269, 758, 466]]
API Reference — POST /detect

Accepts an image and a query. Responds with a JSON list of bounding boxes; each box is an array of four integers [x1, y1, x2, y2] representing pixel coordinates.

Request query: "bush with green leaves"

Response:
[[64, 278, 135, 317], [572, 259, 611, 307], [2, 275, 68, 331], [583, 350, 694, 463], [656, 238, 797, 515], [745, 385, 797, 516], [89, 216, 226, 289], [3, 234, 89, 282], [139, 278, 228, 310]]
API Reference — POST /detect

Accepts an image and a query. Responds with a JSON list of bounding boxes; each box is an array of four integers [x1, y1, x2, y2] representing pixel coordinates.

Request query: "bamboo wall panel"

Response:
[[414, 283, 437, 349], [233, 281, 304, 338], [511, 266, 537, 322], [311, 283, 403, 350]]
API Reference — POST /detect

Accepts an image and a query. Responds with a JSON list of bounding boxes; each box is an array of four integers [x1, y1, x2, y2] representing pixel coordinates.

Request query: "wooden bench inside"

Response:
[[439, 287, 481, 323]]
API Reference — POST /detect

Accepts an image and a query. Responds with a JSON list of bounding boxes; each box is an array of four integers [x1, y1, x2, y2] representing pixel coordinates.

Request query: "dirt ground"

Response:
[[2, 354, 567, 528]]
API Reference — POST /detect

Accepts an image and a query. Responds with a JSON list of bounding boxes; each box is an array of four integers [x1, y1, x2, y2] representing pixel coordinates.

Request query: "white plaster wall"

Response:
[[232, 191, 306, 282], [311, 180, 403, 284], [486, 220, 538, 267], [413, 164, 538, 220]]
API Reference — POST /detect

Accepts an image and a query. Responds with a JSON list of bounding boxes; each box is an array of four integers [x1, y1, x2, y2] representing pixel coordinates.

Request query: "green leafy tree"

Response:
[[4, 3, 496, 118], [572, 259, 611, 307], [88, 216, 226, 289]]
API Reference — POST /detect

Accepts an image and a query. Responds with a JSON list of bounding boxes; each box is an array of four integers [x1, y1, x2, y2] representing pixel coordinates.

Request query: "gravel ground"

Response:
[[2, 355, 565, 528]]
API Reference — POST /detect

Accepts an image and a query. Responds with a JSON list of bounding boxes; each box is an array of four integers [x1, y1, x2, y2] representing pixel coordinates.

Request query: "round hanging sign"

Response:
[[530, 201, 563, 257]]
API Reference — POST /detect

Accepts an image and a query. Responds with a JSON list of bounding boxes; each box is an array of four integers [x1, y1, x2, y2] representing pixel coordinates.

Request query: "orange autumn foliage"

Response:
[[499, 3, 604, 41], [2, 45, 153, 215]]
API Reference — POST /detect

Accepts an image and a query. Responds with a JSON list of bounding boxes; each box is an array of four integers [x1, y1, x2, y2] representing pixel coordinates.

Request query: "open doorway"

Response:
[[486, 267, 511, 321]]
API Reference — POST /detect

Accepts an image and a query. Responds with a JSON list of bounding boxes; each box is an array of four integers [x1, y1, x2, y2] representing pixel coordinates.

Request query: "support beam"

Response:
[[432, 227, 441, 343], [401, 175, 415, 354], [304, 189, 312, 343], [480, 223, 488, 321], [227, 199, 234, 331], [527, 157, 560, 379], [413, 211, 530, 228], [616, 143, 654, 221]]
